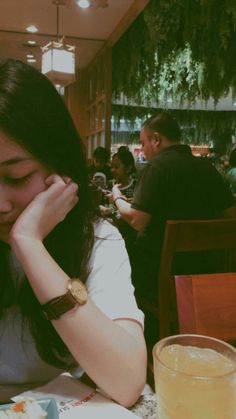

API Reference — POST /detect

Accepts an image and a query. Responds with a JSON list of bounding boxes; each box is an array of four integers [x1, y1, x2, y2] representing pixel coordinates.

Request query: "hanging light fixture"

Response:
[[41, 4, 75, 86]]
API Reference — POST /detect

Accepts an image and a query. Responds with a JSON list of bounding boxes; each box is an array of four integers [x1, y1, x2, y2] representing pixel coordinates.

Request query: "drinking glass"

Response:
[[153, 334, 236, 419]]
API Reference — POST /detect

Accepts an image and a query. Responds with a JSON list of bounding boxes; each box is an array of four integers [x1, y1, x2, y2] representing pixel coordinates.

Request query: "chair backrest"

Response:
[[158, 218, 236, 338], [175, 273, 236, 345]]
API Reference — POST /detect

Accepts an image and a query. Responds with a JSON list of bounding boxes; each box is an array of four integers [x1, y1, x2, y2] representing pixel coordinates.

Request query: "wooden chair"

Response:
[[140, 218, 236, 388], [175, 272, 236, 346], [158, 218, 236, 339]]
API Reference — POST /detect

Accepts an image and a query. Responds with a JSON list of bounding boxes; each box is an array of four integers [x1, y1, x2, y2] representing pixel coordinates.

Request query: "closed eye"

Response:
[[4, 173, 34, 187]]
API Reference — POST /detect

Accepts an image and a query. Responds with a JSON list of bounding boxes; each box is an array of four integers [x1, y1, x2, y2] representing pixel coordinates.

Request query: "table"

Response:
[[131, 393, 157, 418], [10, 375, 158, 418], [130, 385, 157, 419]]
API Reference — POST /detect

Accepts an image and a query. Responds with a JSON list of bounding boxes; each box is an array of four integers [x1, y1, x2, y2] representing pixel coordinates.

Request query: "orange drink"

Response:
[[153, 335, 236, 419]]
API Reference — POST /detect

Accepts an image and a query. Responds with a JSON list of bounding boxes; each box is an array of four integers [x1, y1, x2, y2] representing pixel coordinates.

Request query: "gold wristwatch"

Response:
[[42, 278, 88, 320]]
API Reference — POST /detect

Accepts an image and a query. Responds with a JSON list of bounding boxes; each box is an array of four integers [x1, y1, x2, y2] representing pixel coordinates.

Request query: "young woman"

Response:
[[0, 59, 146, 405], [109, 148, 137, 201], [100, 148, 137, 211], [99, 149, 138, 254]]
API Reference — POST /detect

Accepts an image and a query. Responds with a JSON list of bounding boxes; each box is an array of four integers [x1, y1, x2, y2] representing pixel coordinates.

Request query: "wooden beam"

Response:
[[107, 0, 150, 46], [82, 0, 150, 69]]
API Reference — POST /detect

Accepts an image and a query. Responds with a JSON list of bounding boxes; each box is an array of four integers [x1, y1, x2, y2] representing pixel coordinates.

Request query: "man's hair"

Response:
[[143, 111, 181, 141], [93, 146, 110, 162]]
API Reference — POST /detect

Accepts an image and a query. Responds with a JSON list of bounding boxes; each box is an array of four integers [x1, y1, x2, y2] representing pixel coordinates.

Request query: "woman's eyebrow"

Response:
[[0, 157, 33, 166]]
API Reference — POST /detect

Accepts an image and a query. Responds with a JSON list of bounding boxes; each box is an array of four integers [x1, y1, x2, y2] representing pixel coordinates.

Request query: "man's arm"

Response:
[[109, 185, 151, 232]]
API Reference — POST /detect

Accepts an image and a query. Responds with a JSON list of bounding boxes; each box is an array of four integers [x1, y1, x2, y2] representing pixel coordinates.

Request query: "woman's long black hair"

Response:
[[0, 58, 96, 368]]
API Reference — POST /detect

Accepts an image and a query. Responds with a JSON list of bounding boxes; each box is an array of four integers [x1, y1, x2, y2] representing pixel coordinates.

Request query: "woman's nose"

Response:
[[0, 185, 13, 213]]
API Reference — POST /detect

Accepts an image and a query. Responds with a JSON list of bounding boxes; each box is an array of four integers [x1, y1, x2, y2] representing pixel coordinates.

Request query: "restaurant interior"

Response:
[[2, 0, 236, 161], [1, 1, 236, 417]]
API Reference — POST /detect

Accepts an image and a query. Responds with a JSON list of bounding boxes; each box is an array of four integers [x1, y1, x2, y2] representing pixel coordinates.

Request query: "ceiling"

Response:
[[0, 0, 148, 70]]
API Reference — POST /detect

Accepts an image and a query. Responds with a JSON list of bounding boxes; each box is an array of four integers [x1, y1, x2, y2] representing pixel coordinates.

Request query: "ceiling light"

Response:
[[42, 41, 75, 86], [77, 0, 90, 8], [41, 5, 76, 86], [27, 40, 37, 45], [26, 25, 38, 33]]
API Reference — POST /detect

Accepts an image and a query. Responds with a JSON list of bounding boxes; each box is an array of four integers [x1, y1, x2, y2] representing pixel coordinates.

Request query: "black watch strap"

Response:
[[42, 290, 77, 320]]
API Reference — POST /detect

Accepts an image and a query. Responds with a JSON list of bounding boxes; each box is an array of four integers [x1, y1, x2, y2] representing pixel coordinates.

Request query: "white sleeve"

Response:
[[86, 220, 144, 328]]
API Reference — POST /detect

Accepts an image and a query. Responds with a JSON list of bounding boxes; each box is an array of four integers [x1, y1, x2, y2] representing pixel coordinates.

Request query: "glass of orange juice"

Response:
[[153, 334, 236, 419]]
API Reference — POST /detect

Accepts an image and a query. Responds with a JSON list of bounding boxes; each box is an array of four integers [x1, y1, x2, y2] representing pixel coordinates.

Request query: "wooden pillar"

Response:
[[65, 69, 87, 141], [65, 46, 112, 160]]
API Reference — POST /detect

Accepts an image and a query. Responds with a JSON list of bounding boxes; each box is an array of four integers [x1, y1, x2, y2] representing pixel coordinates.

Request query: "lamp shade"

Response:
[[42, 41, 76, 86]]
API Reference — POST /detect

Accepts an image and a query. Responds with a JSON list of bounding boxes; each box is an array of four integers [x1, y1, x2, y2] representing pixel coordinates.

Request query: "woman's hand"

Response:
[[10, 174, 78, 243]]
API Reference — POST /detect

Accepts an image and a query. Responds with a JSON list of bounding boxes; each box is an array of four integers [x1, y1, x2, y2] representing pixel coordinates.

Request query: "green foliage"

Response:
[[112, 104, 236, 149], [112, 0, 236, 104]]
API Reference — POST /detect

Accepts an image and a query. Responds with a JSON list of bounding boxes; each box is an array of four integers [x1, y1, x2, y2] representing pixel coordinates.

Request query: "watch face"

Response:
[[69, 279, 87, 305]]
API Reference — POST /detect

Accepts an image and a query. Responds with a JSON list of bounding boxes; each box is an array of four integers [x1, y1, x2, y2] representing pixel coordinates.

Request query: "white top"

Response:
[[0, 220, 144, 401], [87, 220, 143, 324]]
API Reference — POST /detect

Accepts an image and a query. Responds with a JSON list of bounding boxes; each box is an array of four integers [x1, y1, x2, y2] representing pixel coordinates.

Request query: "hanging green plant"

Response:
[[112, 104, 236, 151], [112, 0, 236, 105]]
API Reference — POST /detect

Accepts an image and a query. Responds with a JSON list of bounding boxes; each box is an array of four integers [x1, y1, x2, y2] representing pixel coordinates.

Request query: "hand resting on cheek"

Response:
[[10, 174, 79, 243]]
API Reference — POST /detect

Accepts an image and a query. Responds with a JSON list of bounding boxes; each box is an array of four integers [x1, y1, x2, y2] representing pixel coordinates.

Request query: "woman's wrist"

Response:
[[10, 236, 70, 303], [10, 234, 43, 260]]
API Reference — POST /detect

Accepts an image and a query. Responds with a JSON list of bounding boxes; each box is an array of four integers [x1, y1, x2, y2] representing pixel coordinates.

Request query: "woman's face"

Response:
[[111, 156, 129, 183], [0, 131, 50, 242]]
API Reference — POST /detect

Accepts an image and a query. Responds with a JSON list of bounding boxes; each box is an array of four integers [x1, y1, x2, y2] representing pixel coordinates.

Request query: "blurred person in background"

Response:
[[100, 148, 138, 257], [88, 146, 112, 185]]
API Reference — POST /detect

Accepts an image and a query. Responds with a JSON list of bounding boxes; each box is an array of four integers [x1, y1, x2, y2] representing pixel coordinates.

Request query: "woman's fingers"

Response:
[[44, 174, 78, 199], [44, 174, 64, 186], [44, 174, 75, 187], [62, 176, 72, 184], [62, 182, 79, 210], [10, 174, 79, 242]]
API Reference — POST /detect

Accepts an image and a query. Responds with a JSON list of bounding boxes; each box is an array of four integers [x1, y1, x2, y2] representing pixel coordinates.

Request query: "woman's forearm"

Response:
[[11, 236, 146, 406]]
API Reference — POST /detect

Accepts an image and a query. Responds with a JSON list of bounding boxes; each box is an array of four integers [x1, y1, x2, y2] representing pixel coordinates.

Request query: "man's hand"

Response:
[[10, 175, 79, 243], [112, 184, 122, 201]]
